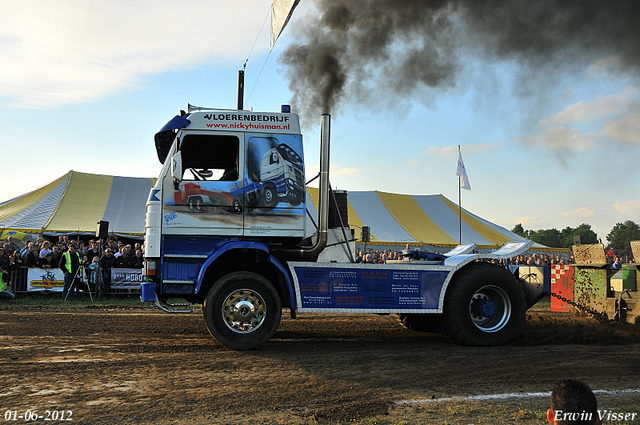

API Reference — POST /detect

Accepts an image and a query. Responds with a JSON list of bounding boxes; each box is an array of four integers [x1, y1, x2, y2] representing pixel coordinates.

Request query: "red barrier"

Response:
[[550, 265, 574, 312]]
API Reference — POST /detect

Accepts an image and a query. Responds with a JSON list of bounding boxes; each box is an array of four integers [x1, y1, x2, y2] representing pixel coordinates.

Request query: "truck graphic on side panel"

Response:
[[258, 144, 304, 207], [232, 143, 305, 210]]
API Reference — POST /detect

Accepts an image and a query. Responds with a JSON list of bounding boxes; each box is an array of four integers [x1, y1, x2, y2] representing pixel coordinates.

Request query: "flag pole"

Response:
[[458, 145, 462, 244], [456, 145, 471, 245]]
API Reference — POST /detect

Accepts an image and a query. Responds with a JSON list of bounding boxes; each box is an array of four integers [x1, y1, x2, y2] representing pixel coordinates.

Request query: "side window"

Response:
[[180, 134, 239, 181]]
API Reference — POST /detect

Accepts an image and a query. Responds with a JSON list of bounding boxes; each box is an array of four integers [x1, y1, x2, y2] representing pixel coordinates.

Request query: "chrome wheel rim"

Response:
[[222, 289, 267, 334]]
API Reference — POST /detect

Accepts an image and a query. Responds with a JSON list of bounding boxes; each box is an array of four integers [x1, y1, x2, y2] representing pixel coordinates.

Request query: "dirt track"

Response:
[[2, 306, 640, 424]]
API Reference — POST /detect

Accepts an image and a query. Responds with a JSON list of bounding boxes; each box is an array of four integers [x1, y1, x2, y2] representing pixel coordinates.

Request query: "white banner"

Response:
[[27, 268, 65, 292], [110, 268, 143, 289]]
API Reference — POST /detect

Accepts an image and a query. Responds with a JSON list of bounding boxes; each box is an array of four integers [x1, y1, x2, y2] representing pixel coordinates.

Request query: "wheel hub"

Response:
[[470, 296, 496, 318], [468, 285, 511, 333], [222, 289, 266, 334]]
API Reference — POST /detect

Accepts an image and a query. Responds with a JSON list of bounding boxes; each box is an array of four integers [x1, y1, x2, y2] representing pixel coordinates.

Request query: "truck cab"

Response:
[[144, 107, 309, 307]]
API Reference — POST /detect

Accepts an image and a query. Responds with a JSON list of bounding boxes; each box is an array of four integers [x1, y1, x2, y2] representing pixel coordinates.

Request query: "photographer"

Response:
[[60, 244, 84, 301]]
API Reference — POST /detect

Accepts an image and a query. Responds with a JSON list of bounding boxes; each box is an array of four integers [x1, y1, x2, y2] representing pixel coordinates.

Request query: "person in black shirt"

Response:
[[0, 247, 10, 284], [100, 248, 117, 294], [22, 243, 38, 268], [132, 249, 144, 268], [37, 252, 54, 268]]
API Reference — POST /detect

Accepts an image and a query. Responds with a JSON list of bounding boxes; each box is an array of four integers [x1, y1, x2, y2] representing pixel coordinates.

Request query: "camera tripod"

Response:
[[63, 265, 94, 302]]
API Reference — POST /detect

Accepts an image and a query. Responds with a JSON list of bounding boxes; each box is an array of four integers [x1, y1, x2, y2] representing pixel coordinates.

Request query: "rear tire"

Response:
[[232, 196, 242, 213], [441, 262, 525, 346], [203, 272, 282, 350]]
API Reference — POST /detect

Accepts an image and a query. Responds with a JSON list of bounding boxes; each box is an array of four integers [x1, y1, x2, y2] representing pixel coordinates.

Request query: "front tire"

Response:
[[203, 272, 282, 350], [261, 184, 277, 207], [441, 262, 525, 346]]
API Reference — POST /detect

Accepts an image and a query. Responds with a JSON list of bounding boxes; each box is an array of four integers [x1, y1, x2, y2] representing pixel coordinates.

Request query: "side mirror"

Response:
[[171, 152, 183, 188]]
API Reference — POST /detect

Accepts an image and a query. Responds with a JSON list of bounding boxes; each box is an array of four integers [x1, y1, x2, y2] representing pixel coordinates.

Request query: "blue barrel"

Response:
[[141, 282, 156, 302]]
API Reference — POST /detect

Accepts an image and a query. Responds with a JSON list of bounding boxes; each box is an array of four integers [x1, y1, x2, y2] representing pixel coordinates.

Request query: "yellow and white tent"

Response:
[[0, 171, 155, 237], [1, 171, 557, 251], [306, 188, 561, 252]]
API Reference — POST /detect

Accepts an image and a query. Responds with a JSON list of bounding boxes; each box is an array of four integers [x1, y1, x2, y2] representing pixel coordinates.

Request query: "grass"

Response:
[[3, 292, 148, 307], [3, 292, 200, 310]]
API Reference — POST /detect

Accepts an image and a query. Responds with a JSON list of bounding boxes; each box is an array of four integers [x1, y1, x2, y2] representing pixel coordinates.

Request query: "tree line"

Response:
[[511, 220, 640, 252]]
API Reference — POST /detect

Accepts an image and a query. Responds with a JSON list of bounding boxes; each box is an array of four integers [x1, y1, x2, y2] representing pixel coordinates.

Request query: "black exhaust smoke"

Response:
[[279, 0, 640, 126]]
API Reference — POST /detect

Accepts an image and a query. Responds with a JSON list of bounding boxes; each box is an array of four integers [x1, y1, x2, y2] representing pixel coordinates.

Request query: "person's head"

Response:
[[105, 248, 113, 257], [92, 256, 99, 264], [135, 249, 142, 257], [29, 242, 36, 252], [45, 253, 52, 261], [69, 244, 78, 253], [548, 379, 601, 425]]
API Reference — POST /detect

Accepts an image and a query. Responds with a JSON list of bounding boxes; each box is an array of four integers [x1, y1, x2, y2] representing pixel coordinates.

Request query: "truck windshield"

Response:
[[276, 144, 302, 165]]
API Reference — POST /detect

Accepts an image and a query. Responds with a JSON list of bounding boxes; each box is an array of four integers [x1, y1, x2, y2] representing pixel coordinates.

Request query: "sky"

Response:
[[2, 0, 639, 242]]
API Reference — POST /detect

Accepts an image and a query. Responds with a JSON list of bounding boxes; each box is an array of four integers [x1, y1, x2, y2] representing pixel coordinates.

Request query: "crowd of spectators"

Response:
[[0, 235, 145, 288], [353, 245, 576, 265], [510, 253, 572, 266]]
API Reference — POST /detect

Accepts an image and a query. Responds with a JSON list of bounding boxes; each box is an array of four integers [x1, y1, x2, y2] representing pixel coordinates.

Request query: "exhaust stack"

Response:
[[276, 114, 330, 259], [312, 113, 331, 256]]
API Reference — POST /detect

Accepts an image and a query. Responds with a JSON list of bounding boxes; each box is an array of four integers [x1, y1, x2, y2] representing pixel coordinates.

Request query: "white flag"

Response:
[[270, 0, 301, 51], [456, 149, 471, 191]]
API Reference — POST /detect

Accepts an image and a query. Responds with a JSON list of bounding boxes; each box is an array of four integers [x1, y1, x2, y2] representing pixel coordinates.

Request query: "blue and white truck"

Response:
[[142, 105, 547, 350]]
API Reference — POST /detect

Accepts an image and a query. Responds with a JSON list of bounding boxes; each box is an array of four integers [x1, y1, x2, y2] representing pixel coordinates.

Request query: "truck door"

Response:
[[243, 135, 306, 238], [162, 132, 244, 236]]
